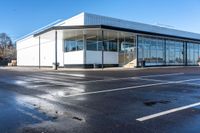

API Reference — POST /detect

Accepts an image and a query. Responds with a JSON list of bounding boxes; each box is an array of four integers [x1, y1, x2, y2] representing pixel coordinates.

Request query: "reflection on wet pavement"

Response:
[[0, 88, 53, 133], [1, 67, 200, 133]]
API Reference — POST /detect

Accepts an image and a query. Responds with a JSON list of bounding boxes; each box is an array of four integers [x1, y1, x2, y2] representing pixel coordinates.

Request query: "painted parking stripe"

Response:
[[19, 76, 74, 83], [139, 73, 184, 78], [182, 82, 200, 86], [30, 75, 77, 81], [44, 72, 86, 77], [76, 77, 138, 84], [175, 78, 200, 83], [62, 82, 171, 98], [62, 78, 200, 98], [24, 75, 78, 85], [27, 78, 74, 86], [77, 73, 184, 84], [136, 78, 168, 83], [136, 102, 200, 122], [45, 72, 111, 78]]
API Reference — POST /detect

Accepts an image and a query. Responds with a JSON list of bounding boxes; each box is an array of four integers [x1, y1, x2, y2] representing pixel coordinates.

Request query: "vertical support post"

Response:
[[55, 30, 58, 70], [164, 39, 167, 66], [83, 33, 87, 68], [184, 42, 187, 66], [136, 35, 139, 67], [117, 32, 120, 67], [39, 36, 41, 69], [117, 32, 120, 52], [101, 30, 104, 70], [123, 34, 125, 65]]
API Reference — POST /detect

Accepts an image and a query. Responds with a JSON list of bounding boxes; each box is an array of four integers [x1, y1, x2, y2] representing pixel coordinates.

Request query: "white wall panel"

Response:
[[56, 12, 84, 26], [86, 51, 118, 64], [40, 31, 55, 66], [64, 51, 84, 64], [17, 36, 39, 66], [57, 31, 64, 67], [17, 31, 65, 67]]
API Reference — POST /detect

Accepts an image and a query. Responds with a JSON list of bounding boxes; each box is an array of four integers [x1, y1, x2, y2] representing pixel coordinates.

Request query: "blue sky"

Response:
[[0, 0, 200, 41]]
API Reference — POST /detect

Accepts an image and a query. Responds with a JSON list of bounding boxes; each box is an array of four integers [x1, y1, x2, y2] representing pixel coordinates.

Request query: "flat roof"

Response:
[[33, 25, 200, 42], [19, 12, 200, 42]]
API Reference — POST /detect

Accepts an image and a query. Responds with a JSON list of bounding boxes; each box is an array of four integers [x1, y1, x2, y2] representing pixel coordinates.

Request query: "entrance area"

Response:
[[119, 41, 136, 68], [118, 33, 137, 68]]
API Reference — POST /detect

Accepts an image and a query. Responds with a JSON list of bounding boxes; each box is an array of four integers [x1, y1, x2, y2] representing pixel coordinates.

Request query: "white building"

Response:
[[17, 12, 200, 69]]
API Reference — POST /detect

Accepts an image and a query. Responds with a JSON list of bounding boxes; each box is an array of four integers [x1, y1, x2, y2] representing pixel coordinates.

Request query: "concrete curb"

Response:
[[1, 66, 199, 72]]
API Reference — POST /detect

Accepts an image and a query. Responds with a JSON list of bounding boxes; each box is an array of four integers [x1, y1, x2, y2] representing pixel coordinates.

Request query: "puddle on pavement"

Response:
[[0, 88, 55, 133], [144, 100, 171, 106]]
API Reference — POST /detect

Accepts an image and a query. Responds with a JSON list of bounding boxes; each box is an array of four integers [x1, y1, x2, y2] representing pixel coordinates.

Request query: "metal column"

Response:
[[164, 39, 167, 66], [55, 30, 58, 70], [136, 35, 139, 67], [39, 36, 41, 69], [101, 30, 104, 70], [83, 34, 87, 67]]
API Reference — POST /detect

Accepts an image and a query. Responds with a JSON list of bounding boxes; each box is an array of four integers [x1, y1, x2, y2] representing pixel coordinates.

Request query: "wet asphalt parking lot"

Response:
[[1, 67, 200, 133]]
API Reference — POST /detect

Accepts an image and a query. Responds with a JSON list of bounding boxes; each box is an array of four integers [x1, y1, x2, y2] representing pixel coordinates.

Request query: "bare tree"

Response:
[[0, 33, 16, 65], [0, 33, 12, 57]]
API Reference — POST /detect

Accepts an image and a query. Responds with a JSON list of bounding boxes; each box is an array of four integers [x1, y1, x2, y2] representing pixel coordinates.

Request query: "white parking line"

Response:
[[45, 72, 86, 77], [31, 78, 74, 86], [136, 78, 168, 83], [139, 73, 184, 78], [61, 78, 200, 98], [30, 75, 76, 82], [182, 82, 200, 86], [136, 102, 200, 122], [136, 77, 200, 84], [175, 78, 200, 83], [62, 82, 171, 98], [76, 77, 137, 84], [77, 73, 184, 84]]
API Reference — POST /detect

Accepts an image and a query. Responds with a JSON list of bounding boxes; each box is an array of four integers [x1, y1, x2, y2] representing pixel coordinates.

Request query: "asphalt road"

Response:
[[1, 67, 200, 133]]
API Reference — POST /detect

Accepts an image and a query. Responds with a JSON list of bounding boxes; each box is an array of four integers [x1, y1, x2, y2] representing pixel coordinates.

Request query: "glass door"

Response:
[[119, 41, 136, 67]]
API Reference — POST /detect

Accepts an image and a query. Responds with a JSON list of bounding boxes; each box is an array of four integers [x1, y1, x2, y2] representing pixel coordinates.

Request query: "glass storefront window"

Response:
[[85, 30, 98, 51], [138, 37, 186, 66], [97, 41, 103, 51], [108, 41, 118, 51], [63, 29, 200, 67], [85, 30, 118, 52], [166, 40, 184, 65], [138, 36, 165, 66], [64, 39, 83, 52], [64, 30, 83, 52], [86, 37, 98, 51], [187, 42, 200, 65], [103, 30, 118, 52], [77, 40, 83, 50]]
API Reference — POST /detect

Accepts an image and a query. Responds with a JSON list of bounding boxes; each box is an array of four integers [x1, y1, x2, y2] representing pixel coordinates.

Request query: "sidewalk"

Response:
[[0, 66, 128, 72], [0, 65, 198, 72]]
